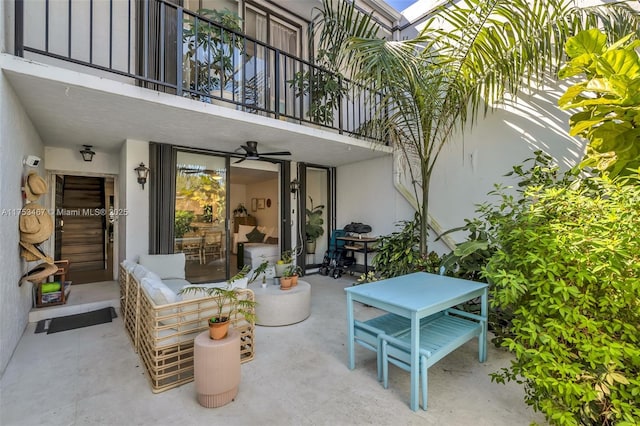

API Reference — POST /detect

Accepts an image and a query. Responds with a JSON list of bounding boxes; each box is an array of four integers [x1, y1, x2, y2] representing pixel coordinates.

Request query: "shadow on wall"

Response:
[[429, 77, 584, 242]]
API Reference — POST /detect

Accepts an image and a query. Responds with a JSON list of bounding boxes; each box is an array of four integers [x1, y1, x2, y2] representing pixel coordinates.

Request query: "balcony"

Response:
[[14, 0, 388, 145]]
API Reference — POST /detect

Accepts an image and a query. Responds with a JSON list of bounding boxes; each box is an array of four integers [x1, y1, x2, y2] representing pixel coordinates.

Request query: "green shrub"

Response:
[[174, 210, 195, 238], [372, 212, 442, 279], [485, 174, 640, 425], [440, 151, 577, 344]]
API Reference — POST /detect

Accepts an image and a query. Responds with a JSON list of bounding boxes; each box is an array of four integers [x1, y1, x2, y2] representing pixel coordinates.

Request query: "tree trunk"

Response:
[[420, 171, 430, 256]]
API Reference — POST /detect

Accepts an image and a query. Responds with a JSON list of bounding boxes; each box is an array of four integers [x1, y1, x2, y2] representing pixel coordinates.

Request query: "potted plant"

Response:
[[288, 69, 347, 126], [248, 260, 269, 287], [233, 203, 248, 217], [305, 196, 325, 254], [275, 249, 294, 277], [288, 265, 303, 286], [279, 267, 293, 290], [179, 267, 256, 340], [183, 8, 243, 102]]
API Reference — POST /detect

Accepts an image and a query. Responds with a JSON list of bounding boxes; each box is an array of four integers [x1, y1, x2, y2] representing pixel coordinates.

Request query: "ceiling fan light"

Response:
[[245, 153, 259, 160]]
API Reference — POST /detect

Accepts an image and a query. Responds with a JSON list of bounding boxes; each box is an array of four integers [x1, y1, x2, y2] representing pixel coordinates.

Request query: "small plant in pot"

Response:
[[179, 268, 256, 340], [279, 267, 293, 290], [275, 249, 294, 277], [305, 196, 325, 254], [288, 265, 303, 286]]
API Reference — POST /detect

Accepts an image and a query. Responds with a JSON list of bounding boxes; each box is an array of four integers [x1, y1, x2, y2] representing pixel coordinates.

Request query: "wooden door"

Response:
[[59, 176, 110, 284]]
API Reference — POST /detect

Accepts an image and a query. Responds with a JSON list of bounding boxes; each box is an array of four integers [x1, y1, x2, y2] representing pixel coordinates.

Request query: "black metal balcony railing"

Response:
[[14, 0, 388, 144]]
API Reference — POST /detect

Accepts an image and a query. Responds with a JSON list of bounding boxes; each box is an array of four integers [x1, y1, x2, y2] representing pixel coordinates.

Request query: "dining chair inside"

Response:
[[181, 231, 204, 264], [202, 231, 223, 263]]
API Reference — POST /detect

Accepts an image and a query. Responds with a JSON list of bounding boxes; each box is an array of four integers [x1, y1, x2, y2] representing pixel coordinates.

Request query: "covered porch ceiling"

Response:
[[2, 55, 392, 167]]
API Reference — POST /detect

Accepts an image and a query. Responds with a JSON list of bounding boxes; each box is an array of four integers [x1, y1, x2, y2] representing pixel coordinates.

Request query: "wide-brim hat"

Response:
[[19, 241, 53, 264], [20, 262, 58, 284], [19, 203, 53, 244], [24, 172, 48, 202]]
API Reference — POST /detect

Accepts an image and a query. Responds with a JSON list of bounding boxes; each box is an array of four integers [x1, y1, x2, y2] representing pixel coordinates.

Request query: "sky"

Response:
[[384, 0, 417, 12]]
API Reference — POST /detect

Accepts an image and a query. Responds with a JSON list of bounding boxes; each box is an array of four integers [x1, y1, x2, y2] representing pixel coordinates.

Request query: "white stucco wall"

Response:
[[0, 72, 45, 376], [45, 146, 120, 175], [119, 139, 149, 262], [429, 85, 583, 242], [337, 155, 415, 236]]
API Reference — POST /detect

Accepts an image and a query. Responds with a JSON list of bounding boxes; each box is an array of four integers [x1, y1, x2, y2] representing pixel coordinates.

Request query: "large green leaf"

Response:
[[564, 28, 607, 58], [560, 29, 640, 178], [597, 50, 640, 79]]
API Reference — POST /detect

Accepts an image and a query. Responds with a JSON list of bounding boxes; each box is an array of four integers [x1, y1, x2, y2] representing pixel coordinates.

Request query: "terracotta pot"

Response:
[[279, 277, 293, 290], [209, 318, 230, 340], [291, 274, 298, 286]]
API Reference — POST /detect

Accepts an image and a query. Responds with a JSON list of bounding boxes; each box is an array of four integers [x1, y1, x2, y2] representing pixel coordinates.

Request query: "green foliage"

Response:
[[288, 0, 379, 125], [289, 69, 348, 125], [322, 0, 639, 255], [485, 173, 640, 425], [372, 213, 443, 279], [305, 196, 325, 241], [558, 28, 640, 177], [441, 151, 583, 345], [179, 275, 257, 324], [280, 249, 294, 264], [183, 8, 243, 97], [174, 210, 195, 238]]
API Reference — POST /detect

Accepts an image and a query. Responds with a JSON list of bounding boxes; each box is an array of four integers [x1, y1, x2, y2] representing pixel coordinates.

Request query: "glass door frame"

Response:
[[296, 162, 336, 273], [174, 148, 231, 283]]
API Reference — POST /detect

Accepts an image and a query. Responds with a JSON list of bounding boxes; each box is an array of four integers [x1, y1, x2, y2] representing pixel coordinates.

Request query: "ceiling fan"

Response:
[[234, 140, 291, 163], [177, 165, 224, 179]]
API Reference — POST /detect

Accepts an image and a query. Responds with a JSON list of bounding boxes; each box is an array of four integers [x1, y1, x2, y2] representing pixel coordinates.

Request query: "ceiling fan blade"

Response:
[[261, 151, 292, 156], [233, 157, 246, 164]]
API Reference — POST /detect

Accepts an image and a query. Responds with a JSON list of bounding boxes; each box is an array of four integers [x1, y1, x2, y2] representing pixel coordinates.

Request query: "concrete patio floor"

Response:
[[0, 274, 547, 426]]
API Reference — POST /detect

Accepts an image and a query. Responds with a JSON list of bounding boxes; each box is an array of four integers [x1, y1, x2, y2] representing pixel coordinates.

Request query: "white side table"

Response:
[[249, 280, 311, 326]]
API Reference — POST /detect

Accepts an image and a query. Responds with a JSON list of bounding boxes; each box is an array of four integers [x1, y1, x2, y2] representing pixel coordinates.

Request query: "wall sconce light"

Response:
[[290, 178, 300, 194], [134, 162, 150, 189], [80, 145, 95, 162]]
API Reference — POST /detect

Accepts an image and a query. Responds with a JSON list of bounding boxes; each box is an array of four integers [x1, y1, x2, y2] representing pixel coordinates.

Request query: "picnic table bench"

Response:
[[346, 272, 488, 411]]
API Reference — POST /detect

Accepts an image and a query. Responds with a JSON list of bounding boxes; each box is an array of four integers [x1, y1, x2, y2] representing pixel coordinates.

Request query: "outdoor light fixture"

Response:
[[290, 178, 300, 194], [134, 162, 150, 189], [80, 145, 95, 162]]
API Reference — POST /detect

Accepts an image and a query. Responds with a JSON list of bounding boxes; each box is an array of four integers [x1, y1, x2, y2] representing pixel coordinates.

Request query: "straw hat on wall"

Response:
[[19, 203, 53, 244], [20, 262, 58, 285], [23, 171, 48, 202], [19, 241, 54, 263]]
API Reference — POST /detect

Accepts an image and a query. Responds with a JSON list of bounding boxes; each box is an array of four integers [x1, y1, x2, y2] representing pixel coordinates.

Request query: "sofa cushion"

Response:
[[246, 227, 265, 243], [237, 224, 255, 243], [121, 259, 137, 273], [163, 278, 192, 294], [139, 253, 186, 280], [132, 264, 151, 282], [141, 276, 177, 306]]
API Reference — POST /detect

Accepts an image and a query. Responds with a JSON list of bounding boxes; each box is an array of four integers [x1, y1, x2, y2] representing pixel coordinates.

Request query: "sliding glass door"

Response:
[[174, 151, 228, 283]]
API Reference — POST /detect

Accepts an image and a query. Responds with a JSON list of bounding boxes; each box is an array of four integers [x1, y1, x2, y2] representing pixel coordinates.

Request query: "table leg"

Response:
[[410, 313, 420, 411], [346, 293, 355, 370], [480, 288, 488, 363], [363, 245, 369, 275]]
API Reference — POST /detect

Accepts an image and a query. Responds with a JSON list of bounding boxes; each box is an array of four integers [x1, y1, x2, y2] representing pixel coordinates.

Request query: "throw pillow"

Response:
[[237, 224, 255, 243], [246, 227, 265, 243]]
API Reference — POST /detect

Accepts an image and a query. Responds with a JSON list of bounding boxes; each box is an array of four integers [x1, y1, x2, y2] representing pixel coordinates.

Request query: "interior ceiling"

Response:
[[4, 64, 392, 168], [230, 165, 277, 185]]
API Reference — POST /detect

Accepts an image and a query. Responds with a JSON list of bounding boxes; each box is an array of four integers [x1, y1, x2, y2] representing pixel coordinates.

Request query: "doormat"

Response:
[[35, 307, 117, 334]]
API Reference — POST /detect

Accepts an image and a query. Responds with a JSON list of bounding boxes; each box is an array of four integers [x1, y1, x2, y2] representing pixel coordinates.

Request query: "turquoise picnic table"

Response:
[[345, 272, 488, 411]]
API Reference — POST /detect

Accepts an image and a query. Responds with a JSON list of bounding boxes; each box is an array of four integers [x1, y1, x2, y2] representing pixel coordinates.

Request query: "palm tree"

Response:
[[313, 0, 640, 255]]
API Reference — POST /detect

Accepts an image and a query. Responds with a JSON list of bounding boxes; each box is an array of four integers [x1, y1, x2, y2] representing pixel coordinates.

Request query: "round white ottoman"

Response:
[[249, 280, 311, 326]]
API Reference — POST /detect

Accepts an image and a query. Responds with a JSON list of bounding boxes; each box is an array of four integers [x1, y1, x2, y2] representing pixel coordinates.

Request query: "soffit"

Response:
[[2, 57, 392, 167]]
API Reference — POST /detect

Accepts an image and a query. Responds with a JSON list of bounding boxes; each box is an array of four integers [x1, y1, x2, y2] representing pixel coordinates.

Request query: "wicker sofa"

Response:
[[119, 254, 255, 393]]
